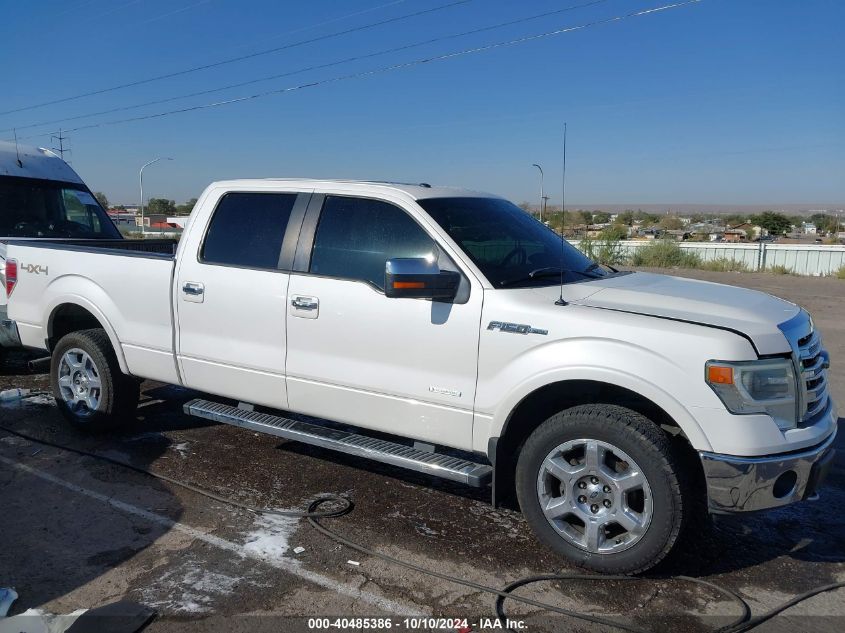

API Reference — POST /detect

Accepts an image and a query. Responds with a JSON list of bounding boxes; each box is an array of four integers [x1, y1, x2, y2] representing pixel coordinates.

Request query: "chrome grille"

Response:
[[796, 329, 830, 424]]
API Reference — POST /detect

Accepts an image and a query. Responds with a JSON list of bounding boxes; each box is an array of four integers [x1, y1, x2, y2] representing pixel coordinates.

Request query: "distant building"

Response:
[[167, 216, 189, 229], [728, 222, 760, 240], [107, 209, 138, 227], [636, 227, 662, 240], [689, 223, 725, 241], [803, 223, 817, 235], [723, 228, 748, 243], [137, 214, 167, 228], [664, 229, 690, 241]]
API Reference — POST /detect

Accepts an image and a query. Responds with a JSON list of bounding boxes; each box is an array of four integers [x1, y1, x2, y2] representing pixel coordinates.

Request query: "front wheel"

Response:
[[516, 404, 689, 574], [51, 328, 139, 432]]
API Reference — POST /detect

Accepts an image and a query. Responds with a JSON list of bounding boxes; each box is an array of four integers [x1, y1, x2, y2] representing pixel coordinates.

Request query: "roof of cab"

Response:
[[209, 178, 499, 201], [0, 141, 84, 184]]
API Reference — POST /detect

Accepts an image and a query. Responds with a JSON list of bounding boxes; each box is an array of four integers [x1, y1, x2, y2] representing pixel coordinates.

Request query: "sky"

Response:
[[1, 0, 843, 207]]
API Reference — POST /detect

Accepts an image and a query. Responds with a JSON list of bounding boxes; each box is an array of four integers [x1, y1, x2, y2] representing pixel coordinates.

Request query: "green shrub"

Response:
[[835, 266, 845, 280], [579, 235, 628, 267], [698, 258, 750, 272], [600, 225, 628, 241], [630, 240, 701, 268], [768, 265, 793, 275]]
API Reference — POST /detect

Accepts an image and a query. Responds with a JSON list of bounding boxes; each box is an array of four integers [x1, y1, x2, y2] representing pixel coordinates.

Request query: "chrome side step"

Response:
[[183, 399, 492, 487]]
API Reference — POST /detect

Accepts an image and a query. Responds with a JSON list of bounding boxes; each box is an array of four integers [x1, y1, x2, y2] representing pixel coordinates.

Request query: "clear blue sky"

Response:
[[2, 0, 843, 206]]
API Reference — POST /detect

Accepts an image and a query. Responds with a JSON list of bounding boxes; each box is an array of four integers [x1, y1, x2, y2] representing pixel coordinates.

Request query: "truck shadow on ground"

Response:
[[0, 398, 183, 616], [0, 348, 47, 376]]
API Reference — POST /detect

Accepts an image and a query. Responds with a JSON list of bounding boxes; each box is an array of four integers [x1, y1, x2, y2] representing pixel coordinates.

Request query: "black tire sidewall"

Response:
[[50, 329, 135, 432], [516, 407, 683, 574]]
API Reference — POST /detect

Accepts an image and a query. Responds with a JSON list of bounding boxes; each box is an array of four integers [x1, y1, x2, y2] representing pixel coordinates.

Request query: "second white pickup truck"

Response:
[[5, 179, 837, 573]]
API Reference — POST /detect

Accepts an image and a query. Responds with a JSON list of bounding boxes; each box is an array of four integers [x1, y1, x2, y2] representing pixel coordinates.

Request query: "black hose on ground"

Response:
[[1, 422, 842, 633]]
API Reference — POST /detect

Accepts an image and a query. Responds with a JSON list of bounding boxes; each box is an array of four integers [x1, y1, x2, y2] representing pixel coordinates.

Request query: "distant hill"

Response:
[[563, 203, 845, 216]]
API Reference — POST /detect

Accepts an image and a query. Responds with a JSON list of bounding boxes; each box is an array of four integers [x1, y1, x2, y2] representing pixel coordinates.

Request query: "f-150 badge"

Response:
[[487, 321, 548, 335]]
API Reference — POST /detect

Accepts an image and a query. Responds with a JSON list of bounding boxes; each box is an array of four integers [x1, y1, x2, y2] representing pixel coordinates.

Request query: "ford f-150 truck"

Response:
[[5, 179, 837, 573]]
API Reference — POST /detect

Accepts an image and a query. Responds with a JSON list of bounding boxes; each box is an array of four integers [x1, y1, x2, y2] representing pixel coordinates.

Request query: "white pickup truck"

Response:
[[5, 179, 837, 573]]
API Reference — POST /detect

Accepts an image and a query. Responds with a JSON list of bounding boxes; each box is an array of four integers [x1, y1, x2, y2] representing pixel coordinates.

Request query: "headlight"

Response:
[[705, 358, 797, 430]]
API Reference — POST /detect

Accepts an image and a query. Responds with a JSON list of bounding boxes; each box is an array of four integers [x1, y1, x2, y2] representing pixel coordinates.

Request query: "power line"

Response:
[[2, 0, 610, 136], [0, 0, 473, 118], [11, 0, 703, 142], [226, 0, 410, 51], [136, 0, 214, 28]]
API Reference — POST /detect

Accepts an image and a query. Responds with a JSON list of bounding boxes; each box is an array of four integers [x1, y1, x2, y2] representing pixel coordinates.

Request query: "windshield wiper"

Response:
[[499, 266, 602, 287], [585, 262, 618, 274]]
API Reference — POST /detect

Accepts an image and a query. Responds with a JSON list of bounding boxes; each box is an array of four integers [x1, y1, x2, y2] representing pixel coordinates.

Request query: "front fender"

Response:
[[494, 366, 712, 452], [478, 337, 723, 452]]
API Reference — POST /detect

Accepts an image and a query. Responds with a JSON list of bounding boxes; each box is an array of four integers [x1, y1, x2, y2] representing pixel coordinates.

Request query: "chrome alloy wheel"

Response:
[[57, 348, 102, 417], [536, 438, 653, 554]]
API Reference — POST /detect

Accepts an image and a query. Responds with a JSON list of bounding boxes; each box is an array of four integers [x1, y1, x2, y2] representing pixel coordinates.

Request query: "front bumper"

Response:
[[700, 416, 837, 514], [0, 305, 22, 348]]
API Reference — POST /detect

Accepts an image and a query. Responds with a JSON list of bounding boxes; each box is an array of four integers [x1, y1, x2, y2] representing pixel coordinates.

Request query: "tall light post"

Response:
[[531, 163, 544, 223], [139, 157, 173, 235]]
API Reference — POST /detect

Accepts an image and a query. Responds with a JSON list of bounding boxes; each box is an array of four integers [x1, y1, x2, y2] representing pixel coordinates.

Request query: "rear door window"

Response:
[[201, 192, 298, 270]]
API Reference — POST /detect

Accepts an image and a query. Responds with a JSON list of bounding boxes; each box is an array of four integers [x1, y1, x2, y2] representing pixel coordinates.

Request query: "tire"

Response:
[[515, 404, 689, 574], [50, 328, 140, 432]]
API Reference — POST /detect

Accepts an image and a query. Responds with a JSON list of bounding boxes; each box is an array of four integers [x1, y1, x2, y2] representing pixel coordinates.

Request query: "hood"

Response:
[[531, 272, 798, 355]]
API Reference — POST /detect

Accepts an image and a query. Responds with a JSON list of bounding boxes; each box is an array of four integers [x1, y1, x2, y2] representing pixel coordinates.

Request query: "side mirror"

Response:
[[384, 257, 460, 300]]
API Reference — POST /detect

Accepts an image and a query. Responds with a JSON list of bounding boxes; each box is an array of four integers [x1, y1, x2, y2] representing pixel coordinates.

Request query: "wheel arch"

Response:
[[488, 378, 705, 509], [47, 300, 128, 373]]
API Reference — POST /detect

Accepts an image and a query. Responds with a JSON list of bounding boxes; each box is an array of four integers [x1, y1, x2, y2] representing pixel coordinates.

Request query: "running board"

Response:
[[183, 399, 492, 487]]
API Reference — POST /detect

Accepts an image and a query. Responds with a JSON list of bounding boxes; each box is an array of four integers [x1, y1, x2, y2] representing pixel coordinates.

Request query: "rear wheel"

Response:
[[51, 329, 139, 432], [516, 404, 688, 574]]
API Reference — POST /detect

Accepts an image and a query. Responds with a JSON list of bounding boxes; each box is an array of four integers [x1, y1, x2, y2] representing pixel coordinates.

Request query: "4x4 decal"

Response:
[[20, 263, 49, 275]]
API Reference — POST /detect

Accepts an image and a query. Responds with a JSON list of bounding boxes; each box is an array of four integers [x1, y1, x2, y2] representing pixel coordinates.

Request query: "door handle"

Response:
[[182, 282, 205, 296], [291, 296, 318, 310]]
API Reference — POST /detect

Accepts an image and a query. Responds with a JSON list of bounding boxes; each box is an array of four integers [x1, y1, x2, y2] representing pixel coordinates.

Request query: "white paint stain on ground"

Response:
[[140, 511, 300, 613], [172, 442, 190, 457], [241, 510, 300, 566], [140, 562, 242, 614]]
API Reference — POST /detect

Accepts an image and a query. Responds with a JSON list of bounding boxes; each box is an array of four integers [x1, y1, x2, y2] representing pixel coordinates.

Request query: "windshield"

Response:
[[418, 196, 605, 288], [0, 176, 121, 239]]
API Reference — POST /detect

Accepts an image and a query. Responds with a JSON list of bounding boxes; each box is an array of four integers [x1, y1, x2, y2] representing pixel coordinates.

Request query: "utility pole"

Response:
[[139, 157, 173, 236], [51, 129, 70, 161]]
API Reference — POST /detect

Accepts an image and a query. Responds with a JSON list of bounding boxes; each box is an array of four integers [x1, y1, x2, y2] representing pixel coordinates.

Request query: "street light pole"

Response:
[[139, 157, 173, 235], [531, 163, 544, 223]]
